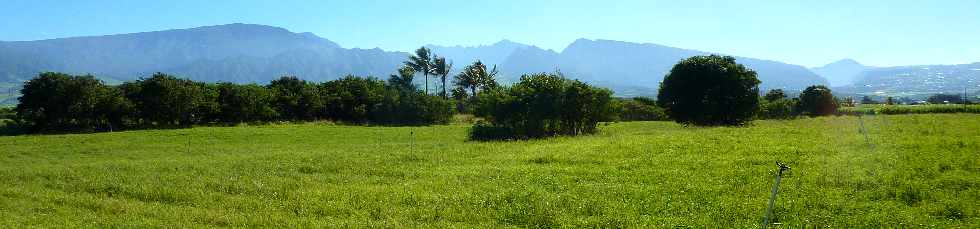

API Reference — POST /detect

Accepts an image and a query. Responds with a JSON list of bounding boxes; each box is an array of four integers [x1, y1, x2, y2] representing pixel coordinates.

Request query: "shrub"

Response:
[[927, 94, 964, 104], [764, 89, 787, 102], [0, 107, 14, 120], [125, 73, 207, 126], [375, 88, 453, 126], [468, 121, 516, 141], [216, 83, 278, 123], [268, 76, 322, 121], [470, 73, 615, 140], [15, 72, 129, 131], [759, 98, 798, 119], [619, 97, 667, 121], [798, 85, 837, 116], [12, 71, 459, 134], [320, 75, 386, 124], [657, 55, 761, 126]]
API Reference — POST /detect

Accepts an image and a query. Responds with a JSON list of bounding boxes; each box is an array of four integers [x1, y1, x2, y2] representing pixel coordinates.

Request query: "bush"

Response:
[[375, 88, 453, 126], [764, 89, 787, 102], [758, 98, 798, 119], [217, 83, 278, 123], [0, 107, 17, 120], [619, 97, 667, 121], [798, 85, 837, 116], [471, 73, 615, 140], [15, 72, 129, 131], [320, 76, 386, 124], [840, 104, 980, 115], [268, 76, 323, 121], [11, 71, 459, 134], [657, 55, 761, 126], [927, 94, 964, 104], [468, 121, 516, 141], [125, 73, 208, 126]]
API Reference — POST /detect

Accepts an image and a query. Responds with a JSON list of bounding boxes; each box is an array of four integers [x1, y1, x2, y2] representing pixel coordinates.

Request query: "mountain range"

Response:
[[812, 58, 980, 97], [0, 23, 975, 103]]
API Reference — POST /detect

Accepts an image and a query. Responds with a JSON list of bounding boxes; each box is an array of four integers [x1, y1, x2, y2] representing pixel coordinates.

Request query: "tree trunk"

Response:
[[423, 72, 429, 95], [441, 74, 447, 99]]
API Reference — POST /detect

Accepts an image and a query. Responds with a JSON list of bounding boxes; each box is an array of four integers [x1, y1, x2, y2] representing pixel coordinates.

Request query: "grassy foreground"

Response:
[[1, 114, 978, 227]]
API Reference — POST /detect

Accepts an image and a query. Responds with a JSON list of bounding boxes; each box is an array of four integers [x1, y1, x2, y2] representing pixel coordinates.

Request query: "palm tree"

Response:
[[404, 47, 434, 94], [388, 66, 416, 91], [432, 56, 453, 99], [454, 60, 498, 98]]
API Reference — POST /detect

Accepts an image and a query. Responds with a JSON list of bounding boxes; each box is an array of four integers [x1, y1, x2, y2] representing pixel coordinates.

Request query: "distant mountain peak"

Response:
[[823, 58, 863, 67], [493, 39, 516, 45], [184, 23, 291, 34], [812, 58, 872, 87]]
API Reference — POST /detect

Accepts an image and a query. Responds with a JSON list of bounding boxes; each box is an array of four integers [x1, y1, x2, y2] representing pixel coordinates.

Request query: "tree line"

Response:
[[10, 47, 620, 139], [14, 72, 456, 132], [15, 52, 957, 138]]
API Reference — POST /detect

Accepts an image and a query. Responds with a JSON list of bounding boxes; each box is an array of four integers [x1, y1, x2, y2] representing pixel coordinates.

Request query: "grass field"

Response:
[[840, 104, 980, 115], [1, 114, 978, 227]]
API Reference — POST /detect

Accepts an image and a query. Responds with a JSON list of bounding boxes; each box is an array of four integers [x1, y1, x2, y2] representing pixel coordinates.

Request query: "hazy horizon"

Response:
[[2, 0, 979, 67]]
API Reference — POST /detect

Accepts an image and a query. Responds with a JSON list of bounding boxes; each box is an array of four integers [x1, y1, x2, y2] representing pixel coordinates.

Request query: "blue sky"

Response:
[[1, 0, 977, 67]]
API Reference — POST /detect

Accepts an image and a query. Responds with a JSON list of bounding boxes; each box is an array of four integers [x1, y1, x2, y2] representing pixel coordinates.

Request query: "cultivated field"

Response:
[[0, 114, 977, 227]]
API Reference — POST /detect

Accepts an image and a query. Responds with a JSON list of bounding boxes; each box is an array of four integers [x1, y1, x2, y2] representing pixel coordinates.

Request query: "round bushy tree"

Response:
[[798, 85, 837, 116], [657, 55, 761, 126]]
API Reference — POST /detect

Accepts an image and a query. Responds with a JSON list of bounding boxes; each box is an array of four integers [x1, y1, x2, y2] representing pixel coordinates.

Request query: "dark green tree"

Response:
[[657, 55, 761, 126], [471, 73, 614, 140], [126, 73, 206, 126], [764, 89, 786, 102], [16, 72, 129, 131], [217, 83, 277, 123], [15, 72, 72, 131], [320, 75, 386, 123], [268, 76, 310, 120], [927, 94, 963, 104], [861, 96, 878, 104], [798, 85, 837, 116]]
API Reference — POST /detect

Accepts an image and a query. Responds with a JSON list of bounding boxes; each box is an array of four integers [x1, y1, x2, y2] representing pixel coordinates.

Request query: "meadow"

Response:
[[839, 104, 980, 115], [0, 114, 978, 227]]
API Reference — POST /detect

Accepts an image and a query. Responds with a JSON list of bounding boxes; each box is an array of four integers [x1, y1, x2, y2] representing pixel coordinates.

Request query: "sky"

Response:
[[1, 0, 978, 67]]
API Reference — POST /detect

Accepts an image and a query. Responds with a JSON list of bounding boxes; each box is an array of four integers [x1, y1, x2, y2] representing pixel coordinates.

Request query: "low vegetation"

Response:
[[470, 73, 616, 140], [14, 73, 454, 132], [0, 114, 976, 227], [839, 104, 980, 115], [617, 97, 667, 121]]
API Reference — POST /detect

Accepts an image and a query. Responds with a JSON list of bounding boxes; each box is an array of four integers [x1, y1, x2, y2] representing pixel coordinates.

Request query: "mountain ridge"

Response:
[[0, 23, 857, 99], [811, 58, 872, 87]]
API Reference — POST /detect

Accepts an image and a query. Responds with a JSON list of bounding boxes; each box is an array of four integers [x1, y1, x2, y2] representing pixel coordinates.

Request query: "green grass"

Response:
[[840, 104, 980, 115], [1, 114, 978, 227]]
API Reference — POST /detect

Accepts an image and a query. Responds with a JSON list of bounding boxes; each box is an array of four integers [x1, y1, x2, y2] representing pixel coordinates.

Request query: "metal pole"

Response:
[[965, 85, 969, 108], [857, 114, 873, 150], [762, 162, 791, 228]]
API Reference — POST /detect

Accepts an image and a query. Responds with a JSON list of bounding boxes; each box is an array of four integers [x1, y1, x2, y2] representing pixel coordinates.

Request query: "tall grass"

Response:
[[839, 104, 980, 115], [0, 114, 977, 227]]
